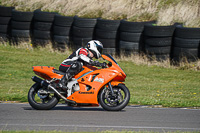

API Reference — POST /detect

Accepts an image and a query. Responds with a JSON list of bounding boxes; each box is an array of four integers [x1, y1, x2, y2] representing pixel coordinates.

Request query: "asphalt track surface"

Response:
[[0, 103, 200, 132]]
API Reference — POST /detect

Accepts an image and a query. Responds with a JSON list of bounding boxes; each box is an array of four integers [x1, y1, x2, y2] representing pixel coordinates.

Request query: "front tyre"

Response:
[[28, 83, 59, 110], [99, 84, 130, 111]]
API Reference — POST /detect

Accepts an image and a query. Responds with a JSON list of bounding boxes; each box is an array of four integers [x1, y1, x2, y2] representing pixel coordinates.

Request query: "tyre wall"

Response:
[[72, 16, 97, 50], [143, 24, 176, 61], [0, 6, 200, 62], [119, 20, 155, 56], [53, 15, 73, 51], [95, 18, 120, 55], [0, 6, 14, 42], [10, 9, 33, 45], [32, 9, 57, 47], [172, 26, 200, 62]]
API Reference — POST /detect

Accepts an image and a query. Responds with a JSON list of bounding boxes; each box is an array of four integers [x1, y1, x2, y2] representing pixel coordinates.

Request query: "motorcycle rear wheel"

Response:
[[28, 83, 59, 110], [99, 84, 130, 111]]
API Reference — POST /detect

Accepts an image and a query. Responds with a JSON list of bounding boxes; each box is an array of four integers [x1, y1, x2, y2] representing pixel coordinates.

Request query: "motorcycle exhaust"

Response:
[[31, 76, 76, 104]]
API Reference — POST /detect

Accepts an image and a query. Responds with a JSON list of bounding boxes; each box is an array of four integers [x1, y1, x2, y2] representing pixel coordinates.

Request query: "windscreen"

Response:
[[105, 54, 118, 65]]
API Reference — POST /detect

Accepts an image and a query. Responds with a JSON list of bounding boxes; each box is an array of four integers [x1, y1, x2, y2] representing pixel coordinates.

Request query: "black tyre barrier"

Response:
[[95, 37, 117, 48], [119, 41, 139, 49], [172, 27, 200, 62], [53, 15, 74, 51], [32, 38, 51, 47], [118, 20, 154, 55], [33, 30, 51, 39], [102, 48, 116, 55], [143, 25, 175, 60], [53, 35, 70, 44], [72, 26, 94, 38], [72, 37, 92, 49], [54, 15, 74, 27], [96, 18, 120, 31], [0, 6, 14, 17], [0, 17, 11, 25], [11, 21, 32, 30], [32, 10, 56, 46], [73, 16, 97, 28], [172, 47, 199, 60], [73, 37, 92, 45], [12, 10, 33, 22], [95, 19, 120, 55], [95, 29, 118, 39], [11, 30, 30, 38], [145, 37, 172, 47], [34, 21, 53, 31], [0, 24, 10, 42], [120, 32, 142, 42], [144, 25, 175, 37], [0, 33, 9, 42], [53, 42, 67, 51], [53, 26, 71, 36], [120, 20, 156, 33], [148, 54, 170, 61], [0, 25, 9, 33], [175, 27, 200, 39], [0, 6, 200, 62], [145, 45, 171, 55], [119, 41, 139, 55], [10, 10, 33, 45], [34, 9, 57, 22], [173, 37, 200, 48], [0, 6, 11, 41], [10, 37, 30, 45]]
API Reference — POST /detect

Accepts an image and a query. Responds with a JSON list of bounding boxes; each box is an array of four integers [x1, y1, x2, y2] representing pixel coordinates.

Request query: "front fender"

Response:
[[110, 81, 124, 86]]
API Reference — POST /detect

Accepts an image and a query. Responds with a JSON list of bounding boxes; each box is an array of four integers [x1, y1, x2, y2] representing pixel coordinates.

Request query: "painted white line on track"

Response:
[[0, 124, 199, 131], [1, 103, 200, 110]]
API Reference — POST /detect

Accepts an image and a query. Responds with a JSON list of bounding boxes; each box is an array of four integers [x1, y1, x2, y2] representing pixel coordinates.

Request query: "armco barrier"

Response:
[[0, 6, 200, 62]]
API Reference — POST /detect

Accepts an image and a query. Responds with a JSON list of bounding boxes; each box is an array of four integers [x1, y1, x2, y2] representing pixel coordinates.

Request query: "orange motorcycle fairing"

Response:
[[32, 66, 63, 80], [67, 68, 120, 104]]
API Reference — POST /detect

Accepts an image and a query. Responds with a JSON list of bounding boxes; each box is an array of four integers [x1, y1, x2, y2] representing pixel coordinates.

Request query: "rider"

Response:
[[59, 40, 104, 89]]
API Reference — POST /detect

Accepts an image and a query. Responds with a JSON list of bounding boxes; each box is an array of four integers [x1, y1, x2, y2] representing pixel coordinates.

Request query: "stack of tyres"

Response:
[[32, 9, 57, 47], [172, 27, 200, 62], [11, 9, 33, 45], [95, 18, 120, 55], [72, 16, 97, 50], [144, 24, 175, 60], [53, 15, 74, 51], [0, 6, 14, 42], [119, 20, 155, 56]]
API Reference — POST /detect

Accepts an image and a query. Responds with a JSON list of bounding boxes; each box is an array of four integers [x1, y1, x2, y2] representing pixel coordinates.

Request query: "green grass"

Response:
[[0, 44, 200, 107]]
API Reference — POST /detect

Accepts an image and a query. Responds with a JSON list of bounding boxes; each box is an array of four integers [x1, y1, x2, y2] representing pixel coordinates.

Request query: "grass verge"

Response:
[[0, 44, 200, 107]]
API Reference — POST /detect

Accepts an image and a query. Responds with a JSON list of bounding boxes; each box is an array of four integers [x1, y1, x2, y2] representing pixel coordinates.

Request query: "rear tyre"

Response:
[[28, 83, 59, 110], [99, 84, 130, 111]]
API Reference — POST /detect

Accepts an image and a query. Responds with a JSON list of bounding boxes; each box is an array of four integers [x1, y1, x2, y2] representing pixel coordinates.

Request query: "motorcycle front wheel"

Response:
[[99, 84, 130, 111], [28, 83, 59, 110]]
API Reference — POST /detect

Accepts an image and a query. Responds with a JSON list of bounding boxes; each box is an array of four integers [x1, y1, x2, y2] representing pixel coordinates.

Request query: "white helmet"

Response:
[[86, 40, 103, 59]]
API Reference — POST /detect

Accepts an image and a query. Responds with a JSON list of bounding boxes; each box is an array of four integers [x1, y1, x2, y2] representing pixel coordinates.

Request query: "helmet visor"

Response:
[[97, 45, 103, 54]]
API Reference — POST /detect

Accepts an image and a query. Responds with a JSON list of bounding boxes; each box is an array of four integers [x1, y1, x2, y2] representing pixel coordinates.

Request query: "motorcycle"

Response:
[[28, 54, 130, 111]]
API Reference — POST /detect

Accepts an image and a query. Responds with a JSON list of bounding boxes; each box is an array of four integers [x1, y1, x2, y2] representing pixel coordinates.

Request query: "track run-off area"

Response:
[[0, 103, 200, 132]]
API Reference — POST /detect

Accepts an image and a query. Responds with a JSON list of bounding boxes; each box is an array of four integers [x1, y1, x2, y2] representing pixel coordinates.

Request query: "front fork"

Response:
[[108, 82, 114, 96]]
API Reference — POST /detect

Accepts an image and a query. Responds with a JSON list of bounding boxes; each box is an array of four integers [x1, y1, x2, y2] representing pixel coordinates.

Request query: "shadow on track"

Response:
[[23, 104, 104, 111]]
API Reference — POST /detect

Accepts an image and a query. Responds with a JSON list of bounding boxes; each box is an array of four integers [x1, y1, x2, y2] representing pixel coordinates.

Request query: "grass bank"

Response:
[[0, 43, 200, 107], [1, 0, 200, 27]]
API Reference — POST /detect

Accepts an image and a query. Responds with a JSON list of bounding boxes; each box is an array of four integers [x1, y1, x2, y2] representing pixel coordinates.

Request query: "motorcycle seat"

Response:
[[53, 69, 65, 75]]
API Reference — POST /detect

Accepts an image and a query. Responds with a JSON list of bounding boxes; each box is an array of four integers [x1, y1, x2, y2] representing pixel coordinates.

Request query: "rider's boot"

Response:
[[59, 73, 71, 90]]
